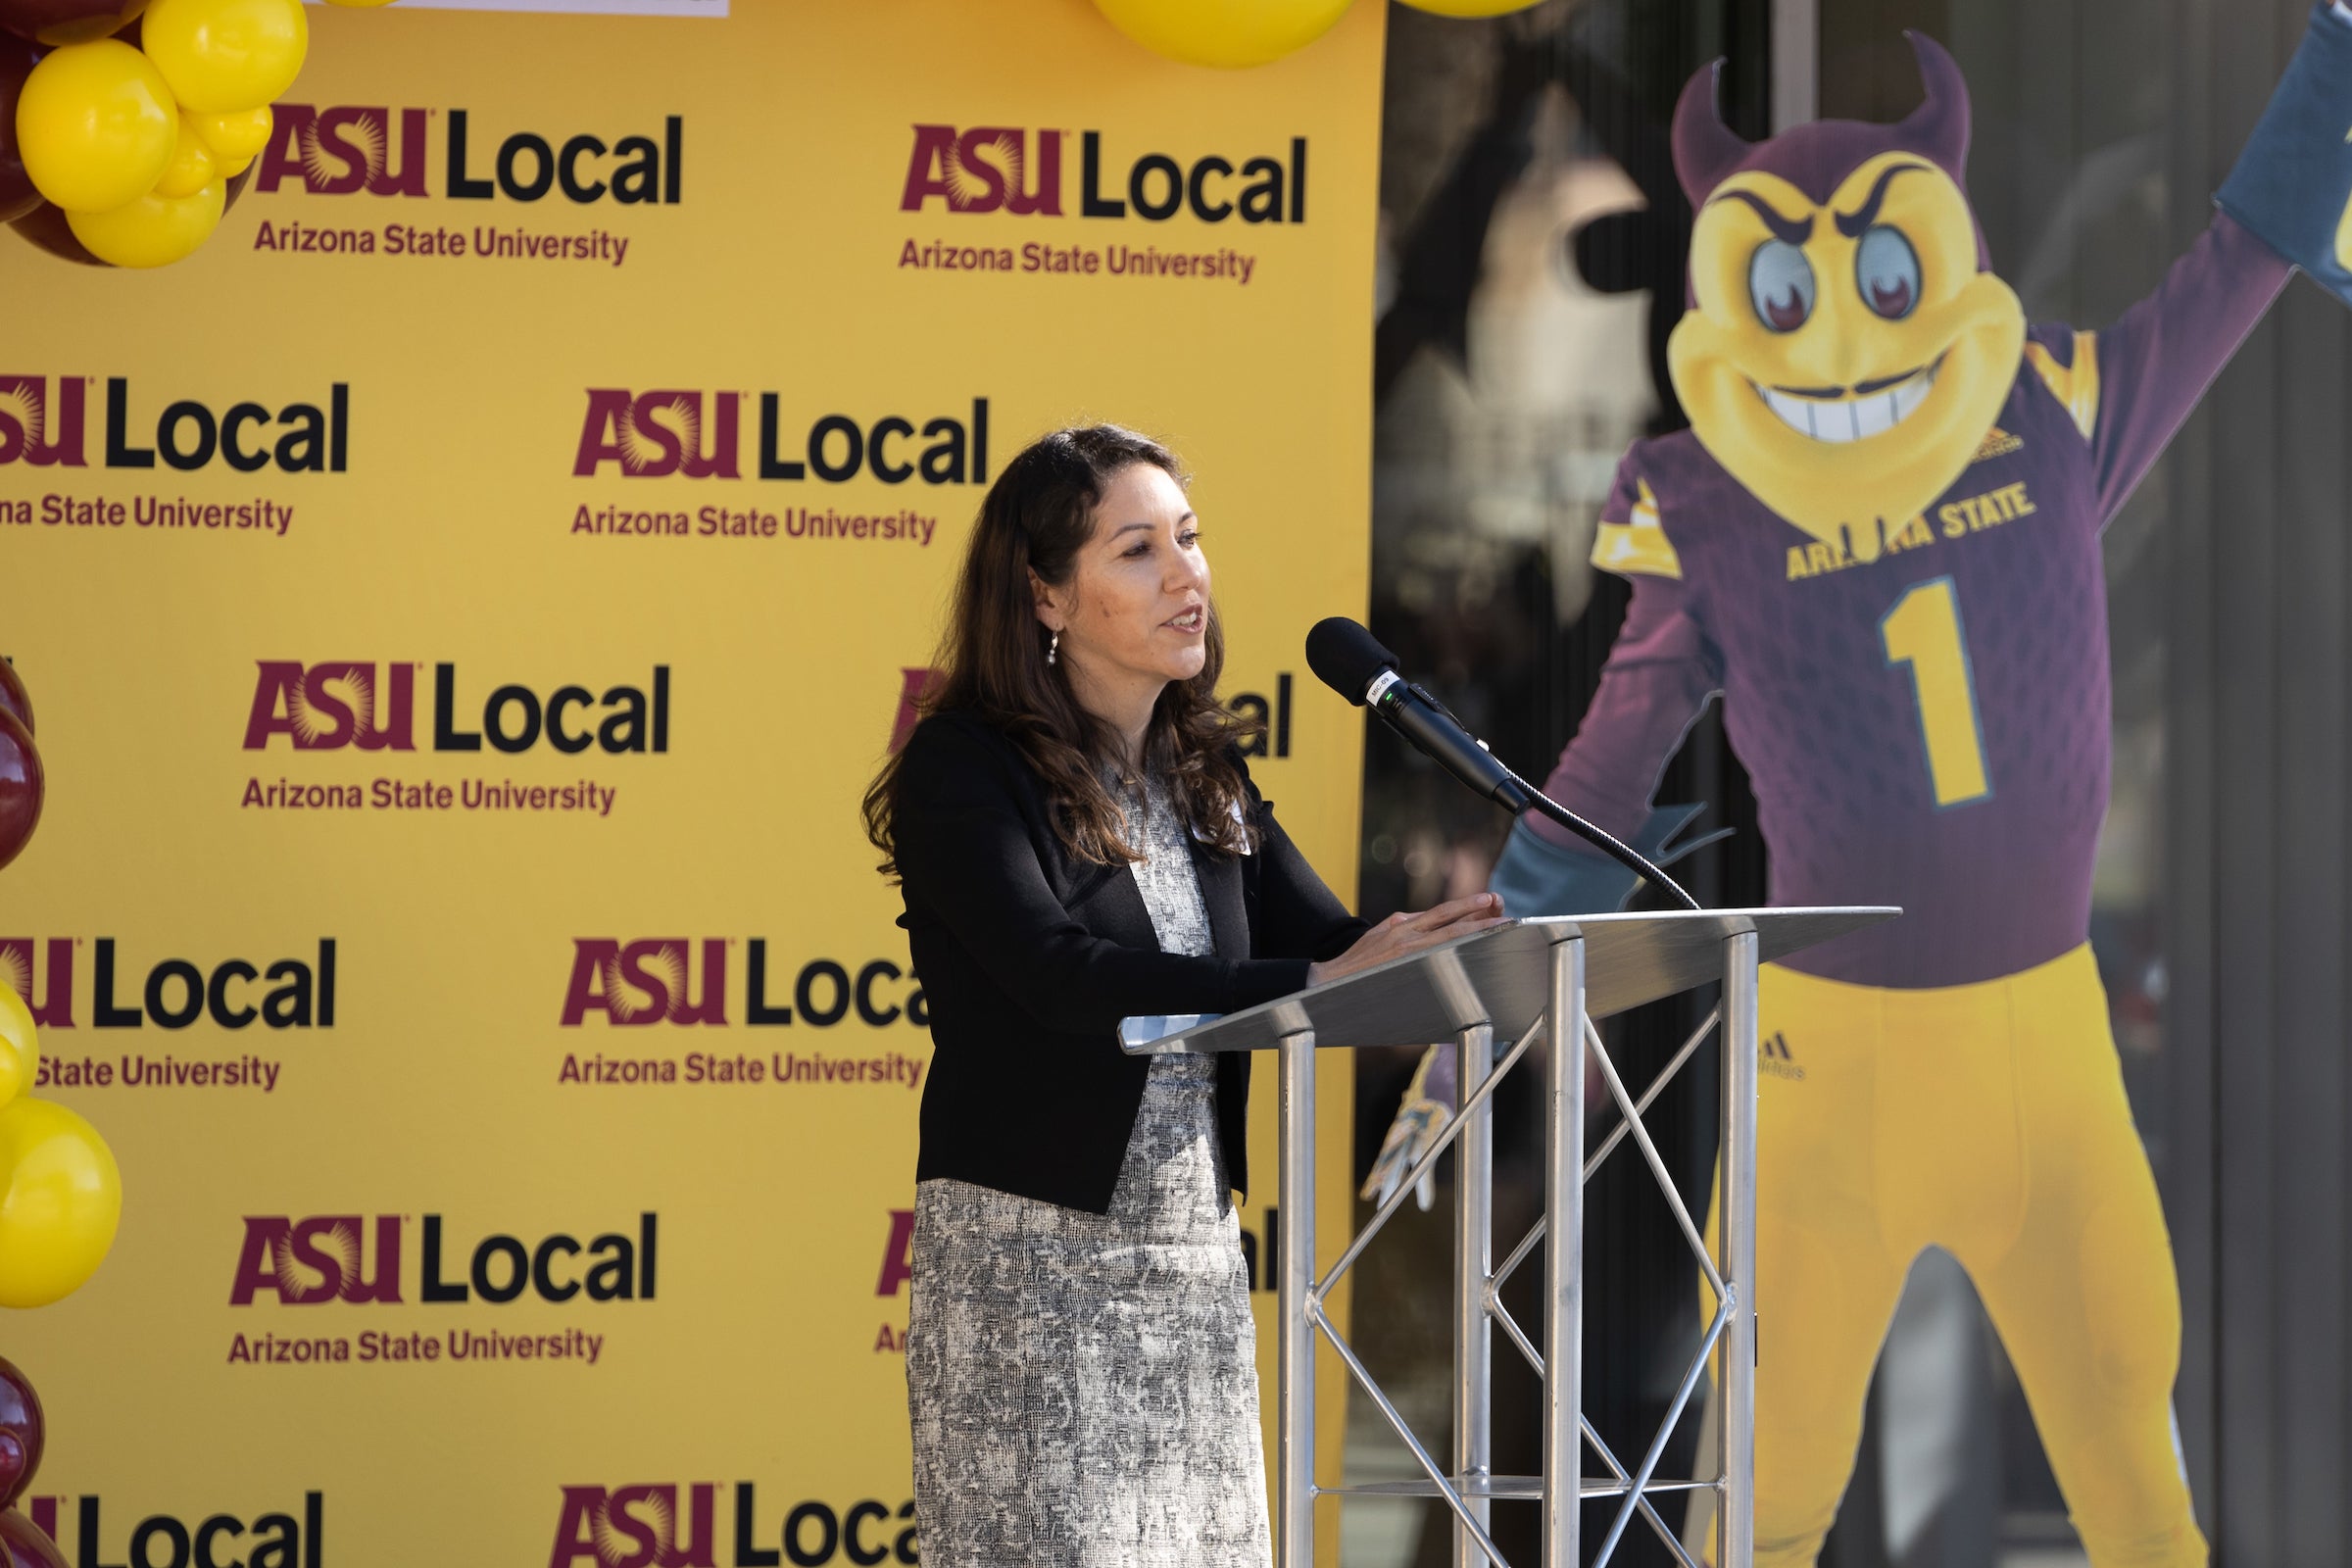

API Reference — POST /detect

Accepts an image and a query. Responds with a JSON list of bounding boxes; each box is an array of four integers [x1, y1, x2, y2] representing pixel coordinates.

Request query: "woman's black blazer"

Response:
[[891, 708, 1371, 1213]]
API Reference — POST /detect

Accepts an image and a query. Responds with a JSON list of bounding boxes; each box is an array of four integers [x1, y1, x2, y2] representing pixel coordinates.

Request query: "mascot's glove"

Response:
[[2217, 2, 2352, 305], [1360, 803, 1727, 1211]]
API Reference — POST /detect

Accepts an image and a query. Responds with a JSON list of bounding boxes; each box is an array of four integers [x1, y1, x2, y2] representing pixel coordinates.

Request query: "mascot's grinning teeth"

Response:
[[1756, 363, 1938, 443]]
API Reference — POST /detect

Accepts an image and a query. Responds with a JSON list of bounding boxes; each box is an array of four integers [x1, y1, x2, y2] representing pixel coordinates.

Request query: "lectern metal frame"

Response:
[[1120, 907, 1895, 1568]]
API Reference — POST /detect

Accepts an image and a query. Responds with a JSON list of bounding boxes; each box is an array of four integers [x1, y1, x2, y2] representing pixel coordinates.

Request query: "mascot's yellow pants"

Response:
[[1703, 945, 2206, 1568]]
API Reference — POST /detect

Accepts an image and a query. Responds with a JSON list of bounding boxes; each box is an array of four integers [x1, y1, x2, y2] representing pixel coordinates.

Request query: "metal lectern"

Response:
[[1120, 907, 1896, 1568]]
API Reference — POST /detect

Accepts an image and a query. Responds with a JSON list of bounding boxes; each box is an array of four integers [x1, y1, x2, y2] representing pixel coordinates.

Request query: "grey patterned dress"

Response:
[[906, 776, 1273, 1568]]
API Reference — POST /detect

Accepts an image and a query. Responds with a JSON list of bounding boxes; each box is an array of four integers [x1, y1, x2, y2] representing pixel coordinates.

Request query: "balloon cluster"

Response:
[[1, 0, 392, 269], [1092, 0, 1542, 71], [0, 663, 121, 1312]]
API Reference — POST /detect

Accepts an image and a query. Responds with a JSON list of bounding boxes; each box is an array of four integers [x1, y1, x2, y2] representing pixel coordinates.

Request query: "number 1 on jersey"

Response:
[[1881, 577, 1991, 807]]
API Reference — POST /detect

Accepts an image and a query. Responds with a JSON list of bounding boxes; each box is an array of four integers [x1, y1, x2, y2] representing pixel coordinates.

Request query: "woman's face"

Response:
[[1035, 463, 1210, 697]]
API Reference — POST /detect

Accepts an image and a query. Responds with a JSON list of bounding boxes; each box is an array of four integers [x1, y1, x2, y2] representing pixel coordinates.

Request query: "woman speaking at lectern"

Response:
[[863, 424, 1500, 1567]]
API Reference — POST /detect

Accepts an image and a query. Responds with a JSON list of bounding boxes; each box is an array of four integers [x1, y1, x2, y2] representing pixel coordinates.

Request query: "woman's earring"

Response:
[[1047, 630, 1059, 666]]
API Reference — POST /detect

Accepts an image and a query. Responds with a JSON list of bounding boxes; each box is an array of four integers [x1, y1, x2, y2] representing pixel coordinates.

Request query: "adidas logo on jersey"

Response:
[[1972, 425, 2024, 463], [1760, 1031, 1806, 1082]]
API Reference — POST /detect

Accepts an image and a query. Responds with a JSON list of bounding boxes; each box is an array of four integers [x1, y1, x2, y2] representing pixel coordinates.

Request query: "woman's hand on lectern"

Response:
[[1306, 893, 1507, 989]]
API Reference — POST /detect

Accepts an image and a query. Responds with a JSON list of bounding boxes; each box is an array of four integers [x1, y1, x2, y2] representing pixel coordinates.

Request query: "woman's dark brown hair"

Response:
[[863, 424, 1260, 877]]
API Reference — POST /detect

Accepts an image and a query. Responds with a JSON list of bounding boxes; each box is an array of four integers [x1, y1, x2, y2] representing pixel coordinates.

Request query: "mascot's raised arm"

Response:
[[1368, 10, 2352, 1565]]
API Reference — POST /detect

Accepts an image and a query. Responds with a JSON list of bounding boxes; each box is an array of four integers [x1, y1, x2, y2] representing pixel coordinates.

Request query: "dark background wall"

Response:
[[1809, 2, 2352, 1558], [1797, 0, 2352, 1556], [1359, 0, 2350, 1561], [2161, 4, 2352, 1563]]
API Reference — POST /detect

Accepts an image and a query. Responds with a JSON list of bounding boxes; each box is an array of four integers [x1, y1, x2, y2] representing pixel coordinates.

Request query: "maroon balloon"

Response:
[[6, 200, 99, 265], [0, 661, 30, 738], [0, 0, 138, 46], [0, 1513, 64, 1568], [0, 1361, 40, 1512], [0, 1364, 57, 1568], [0, 37, 39, 224], [0, 710, 40, 872]]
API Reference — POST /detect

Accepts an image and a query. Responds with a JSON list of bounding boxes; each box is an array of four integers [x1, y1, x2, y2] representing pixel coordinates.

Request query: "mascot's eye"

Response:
[[1856, 225, 1921, 319], [1746, 240, 1815, 333]]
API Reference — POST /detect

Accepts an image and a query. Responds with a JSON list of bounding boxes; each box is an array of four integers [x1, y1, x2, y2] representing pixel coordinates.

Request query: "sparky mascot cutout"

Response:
[[1369, 10, 2352, 1566]]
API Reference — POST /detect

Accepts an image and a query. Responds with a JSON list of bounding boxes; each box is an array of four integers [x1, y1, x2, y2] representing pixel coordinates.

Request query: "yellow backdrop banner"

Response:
[[0, 1, 1384, 1562]]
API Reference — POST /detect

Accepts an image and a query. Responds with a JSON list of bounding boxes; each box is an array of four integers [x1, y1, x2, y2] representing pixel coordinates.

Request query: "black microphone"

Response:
[[1304, 615, 1700, 911], [1305, 617, 1530, 808]]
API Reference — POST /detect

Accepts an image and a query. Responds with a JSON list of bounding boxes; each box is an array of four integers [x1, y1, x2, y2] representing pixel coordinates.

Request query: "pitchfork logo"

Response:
[[243, 662, 415, 752], [257, 106, 430, 197], [550, 1485, 715, 1568], [561, 940, 726, 1026], [0, 376, 81, 466], [579, 391, 738, 479], [900, 125, 1061, 215], [230, 1216, 404, 1305]]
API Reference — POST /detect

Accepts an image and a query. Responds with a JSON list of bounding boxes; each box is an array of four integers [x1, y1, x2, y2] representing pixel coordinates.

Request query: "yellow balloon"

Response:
[[14, 39, 178, 214], [185, 104, 271, 168], [66, 174, 224, 267], [0, 985, 34, 1111], [139, 0, 309, 115], [0, 1098, 122, 1309], [1396, 0, 1546, 13], [1089, 0, 1354, 69], [154, 114, 220, 199]]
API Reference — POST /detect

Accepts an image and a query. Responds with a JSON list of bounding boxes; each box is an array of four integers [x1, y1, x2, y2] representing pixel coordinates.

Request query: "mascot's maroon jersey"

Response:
[[1533, 217, 2288, 988]]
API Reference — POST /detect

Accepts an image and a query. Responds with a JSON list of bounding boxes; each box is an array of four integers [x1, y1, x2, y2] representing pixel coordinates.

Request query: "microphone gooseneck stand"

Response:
[[1493, 768, 1701, 912], [1303, 613, 1701, 911]]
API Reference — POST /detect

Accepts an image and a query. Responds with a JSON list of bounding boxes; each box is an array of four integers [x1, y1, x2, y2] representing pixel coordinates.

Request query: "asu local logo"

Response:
[[0, 374, 346, 540], [28, 1493, 324, 1568], [230, 1213, 654, 1305], [4, 936, 332, 1096], [896, 127, 1304, 286], [550, 1484, 915, 1568], [239, 661, 668, 820], [900, 127, 1304, 225], [0, 376, 347, 474], [246, 106, 682, 268], [557, 940, 927, 1092], [560, 940, 922, 1027], [573, 394, 984, 487], [224, 1213, 656, 1370], [243, 662, 667, 755], [257, 108, 681, 205], [567, 392, 987, 547]]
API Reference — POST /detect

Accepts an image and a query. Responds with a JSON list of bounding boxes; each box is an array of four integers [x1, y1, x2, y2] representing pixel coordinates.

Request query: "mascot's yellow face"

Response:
[[1668, 151, 2023, 561]]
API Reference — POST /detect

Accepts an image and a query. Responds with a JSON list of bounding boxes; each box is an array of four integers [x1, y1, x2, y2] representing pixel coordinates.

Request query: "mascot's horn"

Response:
[[1670, 59, 1745, 210], [1894, 29, 1971, 176], [1669, 32, 1973, 208]]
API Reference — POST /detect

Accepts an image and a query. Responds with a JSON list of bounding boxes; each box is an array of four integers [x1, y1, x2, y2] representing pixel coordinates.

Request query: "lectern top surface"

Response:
[[1118, 907, 1898, 1055]]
